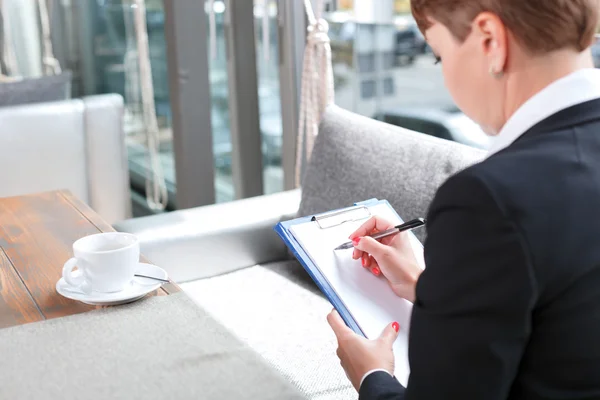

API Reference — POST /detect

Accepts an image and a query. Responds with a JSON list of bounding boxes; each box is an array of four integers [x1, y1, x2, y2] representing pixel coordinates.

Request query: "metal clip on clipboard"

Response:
[[311, 205, 372, 229]]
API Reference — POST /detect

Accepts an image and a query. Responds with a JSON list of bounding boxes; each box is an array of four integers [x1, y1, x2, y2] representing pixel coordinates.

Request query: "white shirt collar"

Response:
[[487, 68, 600, 156]]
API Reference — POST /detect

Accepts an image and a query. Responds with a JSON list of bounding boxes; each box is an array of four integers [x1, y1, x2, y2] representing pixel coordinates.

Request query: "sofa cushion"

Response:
[[0, 293, 306, 400], [181, 260, 355, 400], [298, 106, 486, 242]]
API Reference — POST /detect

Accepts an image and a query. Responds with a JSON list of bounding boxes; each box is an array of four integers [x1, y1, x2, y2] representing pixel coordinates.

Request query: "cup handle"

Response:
[[62, 258, 92, 294]]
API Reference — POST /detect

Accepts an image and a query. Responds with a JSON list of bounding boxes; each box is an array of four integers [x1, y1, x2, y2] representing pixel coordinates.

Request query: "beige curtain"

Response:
[[1, 0, 43, 78], [0, 0, 19, 78], [37, 0, 61, 75], [295, 0, 335, 187], [130, 0, 168, 211]]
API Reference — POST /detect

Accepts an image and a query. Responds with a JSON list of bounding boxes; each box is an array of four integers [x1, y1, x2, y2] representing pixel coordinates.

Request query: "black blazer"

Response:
[[360, 99, 600, 400]]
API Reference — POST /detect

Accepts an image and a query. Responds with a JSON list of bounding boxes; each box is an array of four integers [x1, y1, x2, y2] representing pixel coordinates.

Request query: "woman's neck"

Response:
[[501, 48, 594, 129]]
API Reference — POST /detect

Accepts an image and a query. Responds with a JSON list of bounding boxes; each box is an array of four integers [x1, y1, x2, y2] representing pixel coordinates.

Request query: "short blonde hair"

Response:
[[411, 0, 600, 53]]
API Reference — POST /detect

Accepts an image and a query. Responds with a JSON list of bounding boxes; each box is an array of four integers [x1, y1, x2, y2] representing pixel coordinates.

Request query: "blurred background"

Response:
[[4, 0, 598, 216]]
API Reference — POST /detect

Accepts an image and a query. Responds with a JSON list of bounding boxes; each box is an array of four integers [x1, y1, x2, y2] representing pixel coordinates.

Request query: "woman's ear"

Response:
[[472, 12, 508, 76]]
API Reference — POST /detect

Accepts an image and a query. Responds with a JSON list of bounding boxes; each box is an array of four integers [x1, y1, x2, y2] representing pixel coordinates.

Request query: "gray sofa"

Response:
[[115, 105, 485, 399]]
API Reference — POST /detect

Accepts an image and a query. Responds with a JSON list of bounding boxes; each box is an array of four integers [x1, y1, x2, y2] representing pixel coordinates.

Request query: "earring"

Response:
[[489, 65, 504, 78]]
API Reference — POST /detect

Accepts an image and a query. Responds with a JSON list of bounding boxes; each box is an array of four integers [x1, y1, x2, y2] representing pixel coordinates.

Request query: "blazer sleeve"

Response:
[[403, 170, 536, 399], [359, 371, 405, 400]]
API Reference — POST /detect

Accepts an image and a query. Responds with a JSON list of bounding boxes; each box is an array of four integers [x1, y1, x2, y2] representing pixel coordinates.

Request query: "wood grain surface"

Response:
[[0, 248, 43, 327], [0, 190, 179, 328]]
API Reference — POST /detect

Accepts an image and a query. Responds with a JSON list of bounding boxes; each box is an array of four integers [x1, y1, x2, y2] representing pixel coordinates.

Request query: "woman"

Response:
[[327, 1, 600, 399]]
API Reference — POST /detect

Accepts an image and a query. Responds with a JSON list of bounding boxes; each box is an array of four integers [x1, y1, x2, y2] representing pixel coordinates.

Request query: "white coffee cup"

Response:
[[62, 232, 140, 294]]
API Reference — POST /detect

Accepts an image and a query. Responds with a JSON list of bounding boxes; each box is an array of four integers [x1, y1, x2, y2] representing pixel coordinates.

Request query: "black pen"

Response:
[[334, 218, 426, 251]]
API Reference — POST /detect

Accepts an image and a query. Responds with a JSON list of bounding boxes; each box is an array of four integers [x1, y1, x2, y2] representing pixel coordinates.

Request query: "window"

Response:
[[254, 0, 284, 195], [51, 0, 489, 215], [207, 0, 234, 203], [56, 0, 177, 212], [54, 0, 287, 210], [52, 0, 292, 213], [325, 0, 489, 151], [360, 80, 376, 99]]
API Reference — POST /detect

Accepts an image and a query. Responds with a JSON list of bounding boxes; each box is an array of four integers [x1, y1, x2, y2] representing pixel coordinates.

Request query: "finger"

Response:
[[354, 236, 392, 260], [348, 217, 376, 240], [380, 232, 399, 246], [369, 257, 381, 277], [362, 253, 371, 268], [379, 321, 400, 347], [349, 216, 394, 240], [353, 248, 363, 260], [327, 310, 353, 340]]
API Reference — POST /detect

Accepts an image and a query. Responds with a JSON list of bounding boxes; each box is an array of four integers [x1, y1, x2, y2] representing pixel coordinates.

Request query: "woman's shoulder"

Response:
[[431, 143, 560, 217], [430, 161, 505, 215]]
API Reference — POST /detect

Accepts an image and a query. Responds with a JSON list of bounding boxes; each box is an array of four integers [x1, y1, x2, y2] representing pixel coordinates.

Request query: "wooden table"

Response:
[[0, 190, 179, 329]]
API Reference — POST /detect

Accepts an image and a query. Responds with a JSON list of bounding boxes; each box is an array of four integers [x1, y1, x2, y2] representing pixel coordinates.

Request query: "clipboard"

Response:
[[274, 198, 408, 336]]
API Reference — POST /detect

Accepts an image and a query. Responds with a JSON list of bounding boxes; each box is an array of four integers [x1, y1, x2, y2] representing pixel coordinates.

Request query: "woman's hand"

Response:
[[327, 310, 399, 391], [350, 216, 423, 302]]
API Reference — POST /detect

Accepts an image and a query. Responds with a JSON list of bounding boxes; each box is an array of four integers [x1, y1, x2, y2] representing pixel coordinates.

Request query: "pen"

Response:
[[334, 218, 426, 251]]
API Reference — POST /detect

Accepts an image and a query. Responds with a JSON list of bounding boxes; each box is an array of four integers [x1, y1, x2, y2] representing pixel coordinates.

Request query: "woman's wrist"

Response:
[[399, 265, 421, 303]]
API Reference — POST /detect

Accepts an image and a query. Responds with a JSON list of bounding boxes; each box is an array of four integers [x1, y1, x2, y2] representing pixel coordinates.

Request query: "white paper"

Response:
[[290, 203, 424, 387]]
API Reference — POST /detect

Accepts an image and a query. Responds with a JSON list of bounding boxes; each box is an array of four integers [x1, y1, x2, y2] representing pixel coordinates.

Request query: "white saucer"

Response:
[[56, 263, 169, 306]]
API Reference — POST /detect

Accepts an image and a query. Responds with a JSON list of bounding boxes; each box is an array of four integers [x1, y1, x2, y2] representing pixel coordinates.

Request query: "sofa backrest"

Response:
[[0, 94, 131, 223], [0, 72, 72, 107], [298, 106, 486, 242]]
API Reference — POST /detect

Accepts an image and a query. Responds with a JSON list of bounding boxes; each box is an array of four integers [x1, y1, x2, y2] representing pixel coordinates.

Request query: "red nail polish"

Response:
[[352, 237, 361, 246], [372, 267, 381, 276], [392, 322, 400, 332], [361, 257, 367, 267]]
